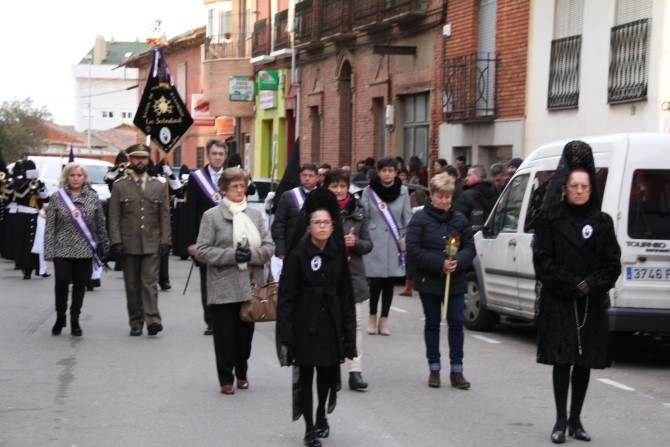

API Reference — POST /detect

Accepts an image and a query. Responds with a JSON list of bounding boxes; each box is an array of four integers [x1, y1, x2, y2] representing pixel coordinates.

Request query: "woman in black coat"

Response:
[[406, 173, 475, 390], [532, 140, 621, 444], [276, 188, 357, 447]]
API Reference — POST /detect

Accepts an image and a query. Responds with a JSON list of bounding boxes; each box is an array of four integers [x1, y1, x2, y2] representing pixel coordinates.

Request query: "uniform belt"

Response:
[[17, 205, 38, 214]]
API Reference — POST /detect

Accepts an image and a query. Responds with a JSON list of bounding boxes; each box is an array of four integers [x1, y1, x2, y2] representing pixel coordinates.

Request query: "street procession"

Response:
[[1, 1, 670, 446]]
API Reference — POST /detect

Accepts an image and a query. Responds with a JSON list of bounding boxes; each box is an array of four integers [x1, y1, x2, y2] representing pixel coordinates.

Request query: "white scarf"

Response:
[[223, 197, 261, 270]]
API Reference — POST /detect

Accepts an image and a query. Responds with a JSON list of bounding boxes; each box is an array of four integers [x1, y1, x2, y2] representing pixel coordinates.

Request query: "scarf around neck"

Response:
[[370, 176, 402, 203], [222, 196, 261, 270]]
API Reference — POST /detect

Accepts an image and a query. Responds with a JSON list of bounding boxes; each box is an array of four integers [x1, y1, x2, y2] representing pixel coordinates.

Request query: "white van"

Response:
[[466, 133, 670, 333], [7, 155, 113, 204]]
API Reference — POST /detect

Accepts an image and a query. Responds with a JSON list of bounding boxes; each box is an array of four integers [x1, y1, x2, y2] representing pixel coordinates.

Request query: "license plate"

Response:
[[626, 267, 670, 281]]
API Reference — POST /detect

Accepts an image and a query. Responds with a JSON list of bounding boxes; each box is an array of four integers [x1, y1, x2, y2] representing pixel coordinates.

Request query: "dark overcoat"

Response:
[[270, 187, 305, 257], [276, 237, 356, 367], [532, 202, 621, 369], [339, 195, 373, 302], [406, 200, 475, 296]]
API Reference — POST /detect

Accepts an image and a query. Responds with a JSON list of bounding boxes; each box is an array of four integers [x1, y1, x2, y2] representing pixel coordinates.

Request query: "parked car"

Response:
[[466, 133, 670, 333]]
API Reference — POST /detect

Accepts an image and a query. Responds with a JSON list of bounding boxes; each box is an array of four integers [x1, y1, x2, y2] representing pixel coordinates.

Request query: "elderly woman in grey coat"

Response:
[[360, 157, 412, 336], [195, 167, 275, 395], [324, 169, 373, 391]]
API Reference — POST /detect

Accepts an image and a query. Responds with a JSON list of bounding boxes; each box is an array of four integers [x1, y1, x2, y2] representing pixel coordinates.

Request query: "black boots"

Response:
[[52, 316, 66, 336], [348, 372, 368, 391], [315, 417, 329, 438], [71, 320, 82, 336]]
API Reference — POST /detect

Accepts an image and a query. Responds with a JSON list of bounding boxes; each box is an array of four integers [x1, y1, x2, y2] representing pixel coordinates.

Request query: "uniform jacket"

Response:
[[44, 185, 109, 259], [454, 180, 498, 229], [108, 174, 171, 255], [406, 199, 475, 296], [271, 187, 310, 257], [195, 201, 275, 305], [276, 237, 357, 366], [532, 202, 621, 369], [339, 195, 373, 302], [184, 165, 220, 248], [359, 184, 412, 278]]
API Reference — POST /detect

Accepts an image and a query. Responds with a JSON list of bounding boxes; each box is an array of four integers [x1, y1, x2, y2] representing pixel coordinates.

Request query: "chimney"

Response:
[[93, 35, 106, 64]]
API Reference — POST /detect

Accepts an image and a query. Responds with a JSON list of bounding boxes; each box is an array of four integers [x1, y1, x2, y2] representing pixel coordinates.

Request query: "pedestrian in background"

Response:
[[171, 165, 191, 260], [324, 169, 373, 391], [406, 173, 475, 389], [195, 167, 274, 395], [108, 144, 171, 337], [276, 188, 356, 447], [399, 188, 427, 297], [44, 163, 109, 336], [532, 141, 621, 444], [360, 157, 412, 336]]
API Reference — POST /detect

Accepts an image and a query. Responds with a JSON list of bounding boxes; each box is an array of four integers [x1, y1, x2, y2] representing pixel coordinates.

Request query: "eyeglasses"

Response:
[[566, 184, 591, 192], [227, 184, 246, 190], [310, 219, 333, 227]]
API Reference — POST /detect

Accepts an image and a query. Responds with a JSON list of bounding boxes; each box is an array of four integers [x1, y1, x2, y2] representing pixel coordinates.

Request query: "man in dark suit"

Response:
[[270, 163, 319, 260], [184, 139, 228, 335], [108, 144, 171, 336]]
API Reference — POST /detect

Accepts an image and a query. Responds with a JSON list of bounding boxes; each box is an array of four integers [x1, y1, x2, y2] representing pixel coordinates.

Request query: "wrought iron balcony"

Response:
[[442, 52, 497, 122], [608, 18, 649, 104], [320, 0, 354, 40], [274, 10, 290, 51], [382, 0, 427, 22], [354, 0, 379, 29], [547, 35, 581, 110], [205, 33, 252, 60], [294, 0, 314, 47], [252, 19, 269, 57]]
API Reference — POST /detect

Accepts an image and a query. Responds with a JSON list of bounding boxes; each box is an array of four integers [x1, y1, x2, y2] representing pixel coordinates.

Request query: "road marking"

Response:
[[391, 306, 408, 314], [470, 334, 501, 344], [597, 378, 635, 391], [663, 403, 670, 409]]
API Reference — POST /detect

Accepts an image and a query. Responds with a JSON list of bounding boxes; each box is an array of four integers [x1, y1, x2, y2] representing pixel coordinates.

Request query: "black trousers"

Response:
[[159, 251, 170, 285], [53, 258, 93, 321], [210, 303, 255, 386], [199, 265, 212, 328], [368, 277, 396, 317]]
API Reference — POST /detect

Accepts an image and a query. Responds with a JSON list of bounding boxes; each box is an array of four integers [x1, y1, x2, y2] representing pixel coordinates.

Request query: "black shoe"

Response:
[[348, 372, 368, 391], [52, 316, 66, 336], [23, 273, 31, 280], [303, 431, 321, 447], [551, 420, 567, 444], [130, 327, 142, 336], [91, 279, 101, 288], [159, 282, 172, 291], [147, 323, 163, 336], [568, 424, 591, 442], [204, 327, 214, 336], [315, 417, 329, 438], [71, 320, 82, 337], [41, 273, 51, 278]]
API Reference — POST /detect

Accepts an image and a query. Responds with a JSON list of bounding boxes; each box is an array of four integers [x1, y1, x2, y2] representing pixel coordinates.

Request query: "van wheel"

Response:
[[464, 271, 499, 331]]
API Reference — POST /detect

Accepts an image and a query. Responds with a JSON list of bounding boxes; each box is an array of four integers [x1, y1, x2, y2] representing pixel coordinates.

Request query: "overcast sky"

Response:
[[0, 0, 206, 126]]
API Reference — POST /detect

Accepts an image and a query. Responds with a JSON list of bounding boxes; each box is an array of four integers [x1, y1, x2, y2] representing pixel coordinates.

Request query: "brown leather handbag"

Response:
[[239, 268, 278, 323]]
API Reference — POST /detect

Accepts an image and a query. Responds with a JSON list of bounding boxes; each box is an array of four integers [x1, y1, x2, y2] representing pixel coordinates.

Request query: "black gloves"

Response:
[[110, 244, 125, 259], [278, 343, 294, 367], [235, 244, 252, 263], [158, 244, 171, 257], [576, 280, 590, 297]]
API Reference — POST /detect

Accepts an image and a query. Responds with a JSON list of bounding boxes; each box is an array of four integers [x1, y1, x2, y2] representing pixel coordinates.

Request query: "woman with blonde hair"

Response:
[[44, 162, 109, 336], [196, 167, 275, 394]]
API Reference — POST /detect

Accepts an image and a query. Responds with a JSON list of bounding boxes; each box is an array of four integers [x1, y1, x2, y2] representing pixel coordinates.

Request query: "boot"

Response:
[[51, 315, 66, 336], [428, 371, 441, 388], [71, 320, 83, 337], [399, 279, 413, 296], [449, 372, 471, 390], [378, 316, 390, 336], [367, 315, 378, 335], [348, 372, 368, 391]]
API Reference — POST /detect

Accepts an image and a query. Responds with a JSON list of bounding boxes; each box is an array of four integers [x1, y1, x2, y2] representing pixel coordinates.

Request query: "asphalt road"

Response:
[[1, 257, 668, 446]]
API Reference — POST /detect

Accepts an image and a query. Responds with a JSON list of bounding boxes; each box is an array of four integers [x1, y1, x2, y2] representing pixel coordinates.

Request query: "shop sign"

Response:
[[229, 76, 255, 101], [257, 70, 279, 91], [259, 90, 276, 109]]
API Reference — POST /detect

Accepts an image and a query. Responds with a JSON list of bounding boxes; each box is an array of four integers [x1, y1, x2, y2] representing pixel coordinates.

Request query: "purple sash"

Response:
[[57, 189, 101, 268], [366, 186, 405, 267], [193, 168, 221, 206], [289, 187, 306, 210]]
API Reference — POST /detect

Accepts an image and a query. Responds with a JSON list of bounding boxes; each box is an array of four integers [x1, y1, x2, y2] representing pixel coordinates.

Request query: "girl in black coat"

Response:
[[532, 140, 621, 444], [276, 188, 357, 447]]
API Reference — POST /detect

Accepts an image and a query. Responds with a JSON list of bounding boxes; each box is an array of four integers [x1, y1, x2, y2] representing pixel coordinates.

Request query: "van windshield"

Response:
[[628, 169, 670, 240], [86, 165, 109, 184]]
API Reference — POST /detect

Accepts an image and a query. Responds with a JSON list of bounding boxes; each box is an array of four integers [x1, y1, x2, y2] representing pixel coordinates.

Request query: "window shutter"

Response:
[[554, 0, 584, 39], [616, 0, 652, 25]]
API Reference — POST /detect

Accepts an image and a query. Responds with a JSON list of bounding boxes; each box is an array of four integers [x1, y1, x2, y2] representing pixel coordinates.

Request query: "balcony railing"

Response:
[[294, 0, 314, 46], [252, 19, 269, 57], [354, 0, 378, 28], [547, 35, 582, 110], [274, 10, 290, 50], [382, 0, 427, 20], [442, 52, 497, 121], [608, 18, 649, 104], [321, 0, 351, 38], [205, 33, 253, 60]]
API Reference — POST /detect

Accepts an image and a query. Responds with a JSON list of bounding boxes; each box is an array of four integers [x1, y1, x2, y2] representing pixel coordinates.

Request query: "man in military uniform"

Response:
[[108, 144, 171, 336]]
